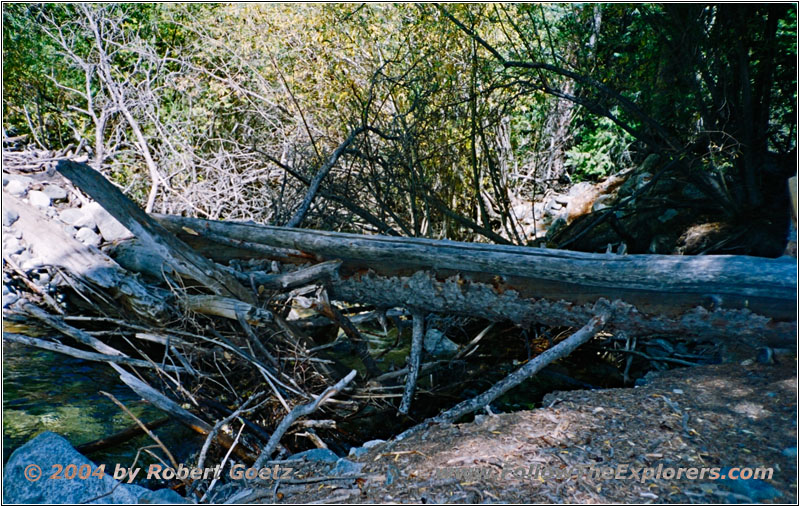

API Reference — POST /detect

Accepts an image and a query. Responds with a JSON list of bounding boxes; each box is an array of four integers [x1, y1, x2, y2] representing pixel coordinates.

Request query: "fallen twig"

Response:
[[398, 311, 425, 415], [253, 369, 357, 468]]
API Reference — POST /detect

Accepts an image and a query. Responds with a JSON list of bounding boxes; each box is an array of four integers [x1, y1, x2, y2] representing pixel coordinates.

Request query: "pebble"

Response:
[[75, 227, 102, 247], [28, 190, 51, 208], [3, 207, 19, 226], [42, 184, 68, 201]]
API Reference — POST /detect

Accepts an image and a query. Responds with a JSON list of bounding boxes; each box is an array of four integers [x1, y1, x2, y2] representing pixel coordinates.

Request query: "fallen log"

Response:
[[56, 160, 255, 304], [151, 214, 796, 346], [3, 193, 172, 324]]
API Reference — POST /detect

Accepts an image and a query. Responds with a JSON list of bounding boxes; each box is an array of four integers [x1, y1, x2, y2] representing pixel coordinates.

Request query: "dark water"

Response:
[[3, 336, 198, 470]]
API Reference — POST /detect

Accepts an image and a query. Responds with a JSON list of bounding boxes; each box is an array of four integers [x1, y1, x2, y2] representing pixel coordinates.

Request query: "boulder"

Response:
[[329, 458, 363, 476], [5, 179, 28, 197], [287, 448, 340, 463], [59, 207, 96, 230], [423, 328, 459, 358], [28, 190, 51, 208], [2, 235, 25, 256], [3, 207, 20, 227], [85, 202, 133, 242], [138, 488, 189, 504], [42, 184, 68, 202], [2, 432, 148, 504], [3, 173, 33, 188], [76, 227, 102, 247]]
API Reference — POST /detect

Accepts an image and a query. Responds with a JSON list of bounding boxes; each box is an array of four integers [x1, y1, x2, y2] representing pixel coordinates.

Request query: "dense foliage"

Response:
[[3, 3, 796, 246]]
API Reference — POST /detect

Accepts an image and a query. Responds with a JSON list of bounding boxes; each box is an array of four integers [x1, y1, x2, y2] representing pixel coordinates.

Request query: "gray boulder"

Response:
[[423, 328, 459, 358], [3, 173, 33, 188], [5, 179, 28, 197], [76, 227, 102, 247], [85, 202, 132, 242], [329, 458, 363, 476], [28, 190, 51, 208], [59, 207, 96, 230], [138, 488, 188, 504], [42, 184, 68, 202], [3, 207, 19, 226], [288, 448, 340, 463], [3, 432, 148, 504]]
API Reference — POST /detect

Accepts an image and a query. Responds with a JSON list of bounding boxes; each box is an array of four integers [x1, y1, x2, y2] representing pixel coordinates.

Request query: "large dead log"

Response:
[[56, 160, 255, 304], [3, 193, 172, 323], [152, 214, 796, 346]]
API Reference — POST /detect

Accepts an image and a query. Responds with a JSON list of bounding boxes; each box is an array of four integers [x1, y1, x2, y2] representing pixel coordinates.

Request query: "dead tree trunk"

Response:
[[149, 214, 796, 346]]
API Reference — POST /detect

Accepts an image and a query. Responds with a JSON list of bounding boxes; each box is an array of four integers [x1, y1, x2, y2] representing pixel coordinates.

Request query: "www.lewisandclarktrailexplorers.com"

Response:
[[434, 463, 773, 484]]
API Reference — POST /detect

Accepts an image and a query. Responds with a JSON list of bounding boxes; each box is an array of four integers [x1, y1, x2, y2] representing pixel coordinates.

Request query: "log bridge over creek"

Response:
[[10, 159, 792, 457]]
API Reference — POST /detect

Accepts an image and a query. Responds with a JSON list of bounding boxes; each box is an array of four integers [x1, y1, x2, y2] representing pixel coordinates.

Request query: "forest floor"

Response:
[[269, 361, 797, 504]]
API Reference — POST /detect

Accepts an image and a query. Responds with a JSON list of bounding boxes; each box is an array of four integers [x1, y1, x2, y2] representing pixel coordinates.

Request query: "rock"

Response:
[[288, 448, 340, 463], [554, 195, 570, 206], [85, 202, 133, 242], [567, 181, 595, 197], [3, 173, 33, 188], [716, 467, 782, 502], [3, 236, 24, 256], [76, 227, 102, 247], [657, 208, 678, 223], [28, 190, 51, 208], [3, 207, 19, 226], [59, 207, 96, 230], [5, 179, 28, 197], [138, 489, 188, 504], [591, 194, 615, 212], [423, 328, 459, 358], [2, 432, 148, 504], [329, 458, 363, 476], [350, 438, 385, 457], [3, 293, 20, 308], [42, 184, 68, 202], [348, 446, 368, 458], [544, 198, 563, 214], [362, 439, 385, 449]]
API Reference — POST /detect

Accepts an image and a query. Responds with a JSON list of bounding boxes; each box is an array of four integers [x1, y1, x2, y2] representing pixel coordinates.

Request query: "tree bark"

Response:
[[148, 214, 796, 346]]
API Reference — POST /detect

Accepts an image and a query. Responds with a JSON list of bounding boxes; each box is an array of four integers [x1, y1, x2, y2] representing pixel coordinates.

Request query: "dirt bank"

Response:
[[266, 361, 796, 503]]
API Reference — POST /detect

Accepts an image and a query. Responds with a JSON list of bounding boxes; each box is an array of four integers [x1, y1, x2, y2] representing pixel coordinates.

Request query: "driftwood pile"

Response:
[[2, 156, 796, 496]]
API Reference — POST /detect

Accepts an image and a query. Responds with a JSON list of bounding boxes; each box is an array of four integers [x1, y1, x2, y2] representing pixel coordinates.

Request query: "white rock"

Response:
[[28, 190, 51, 208], [75, 227, 101, 247], [42, 184, 68, 201], [5, 179, 27, 197], [58, 208, 95, 229], [85, 202, 132, 242], [3, 207, 19, 226], [2, 173, 33, 187], [2, 236, 24, 256]]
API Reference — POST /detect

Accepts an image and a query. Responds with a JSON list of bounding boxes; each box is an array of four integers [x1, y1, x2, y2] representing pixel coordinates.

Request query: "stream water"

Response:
[[3, 319, 627, 472], [2, 324, 199, 469]]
